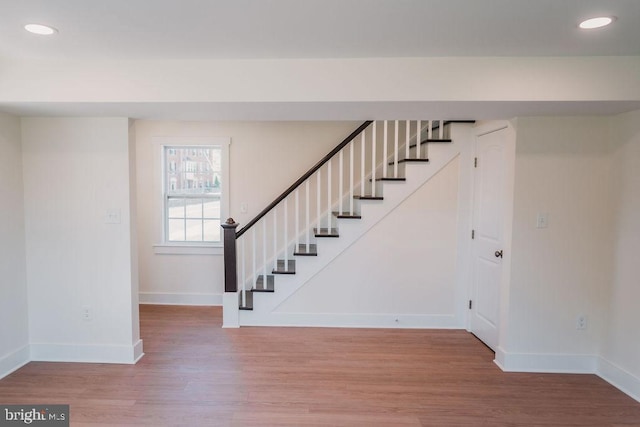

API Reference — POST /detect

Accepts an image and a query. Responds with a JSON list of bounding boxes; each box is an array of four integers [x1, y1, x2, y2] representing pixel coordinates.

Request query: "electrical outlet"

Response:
[[576, 315, 587, 330], [240, 203, 248, 214], [105, 209, 121, 224], [82, 306, 92, 321], [536, 212, 549, 228]]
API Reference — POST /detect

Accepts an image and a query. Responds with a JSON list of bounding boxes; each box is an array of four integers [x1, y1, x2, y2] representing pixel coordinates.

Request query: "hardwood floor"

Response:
[[1, 305, 639, 426]]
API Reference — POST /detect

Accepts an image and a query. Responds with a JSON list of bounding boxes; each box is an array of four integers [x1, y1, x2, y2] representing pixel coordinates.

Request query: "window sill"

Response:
[[153, 244, 223, 256]]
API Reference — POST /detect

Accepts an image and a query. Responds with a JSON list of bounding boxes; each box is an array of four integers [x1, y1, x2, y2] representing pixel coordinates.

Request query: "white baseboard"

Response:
[[494, 348, 640, 403], [241, 312, 460, 329], [30, 341, 143, 364], [139, 292, 222, 306], [0, 345, 30, 380], [494, 347, 597, 373], [222, 292, 240, 328], [597, 357, 640, 403], [132, 339, 145, 363]]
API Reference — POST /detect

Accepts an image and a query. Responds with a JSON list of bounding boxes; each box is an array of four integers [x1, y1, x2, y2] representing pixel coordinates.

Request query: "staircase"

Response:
[[222, 120, 471, 327]]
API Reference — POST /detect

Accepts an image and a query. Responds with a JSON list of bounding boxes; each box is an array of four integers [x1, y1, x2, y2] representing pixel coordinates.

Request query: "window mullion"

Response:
[[183, 197, 187, 241], [164, 193, 168, 242]]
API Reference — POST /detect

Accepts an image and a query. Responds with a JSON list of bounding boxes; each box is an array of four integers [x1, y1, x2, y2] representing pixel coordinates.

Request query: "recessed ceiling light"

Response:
[[24, 24, 58, 35], [579, 16, 616, 30]]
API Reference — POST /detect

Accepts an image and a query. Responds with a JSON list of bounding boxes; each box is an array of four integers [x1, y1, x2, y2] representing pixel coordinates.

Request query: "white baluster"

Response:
[[394, 119, 399, 178], [360, 132, 365, 197], [241, 237, 246, 307], [252, 228, 256, 290], [284, 198, 288, 272], [427, 119, 432, 140], [439, 120, 443, 139], [317, 168, 321, 231], [305, 180, 310, 247], [262, 220, 267, 288], [371, 121, 377, 197], [405, 120, 410, 159], [418, 120, 423, 158], [295, 189, 299, 251], [349, 141, 354, 215], [273, 207, 277, 270], [383, 120, 388, 178], [424, 122, 430, 161], [327, 159, 332, 231], [339, 150, 343, 216]]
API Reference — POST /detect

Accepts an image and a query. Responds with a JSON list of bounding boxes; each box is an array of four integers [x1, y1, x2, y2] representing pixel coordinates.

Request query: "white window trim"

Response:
[[152, 244, 223, 256], [152, 136, 230, 255]]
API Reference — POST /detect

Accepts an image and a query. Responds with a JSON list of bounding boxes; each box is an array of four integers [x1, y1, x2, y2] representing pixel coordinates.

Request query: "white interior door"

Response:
[[470, 126, 511, 351]]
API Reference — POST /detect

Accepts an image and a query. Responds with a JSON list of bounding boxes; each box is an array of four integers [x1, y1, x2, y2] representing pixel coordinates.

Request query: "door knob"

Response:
[[495, 250, 503, 258]]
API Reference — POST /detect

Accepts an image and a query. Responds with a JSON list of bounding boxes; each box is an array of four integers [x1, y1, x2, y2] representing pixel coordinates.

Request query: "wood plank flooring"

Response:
[[1, 305, 639, 426]]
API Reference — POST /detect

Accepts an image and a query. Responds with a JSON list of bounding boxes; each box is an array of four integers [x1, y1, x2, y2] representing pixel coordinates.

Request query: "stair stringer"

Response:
[[239, 140, 462, 326]]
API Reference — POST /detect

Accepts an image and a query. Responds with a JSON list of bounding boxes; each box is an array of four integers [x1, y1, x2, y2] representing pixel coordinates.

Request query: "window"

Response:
[[163, 145, 223, 243]]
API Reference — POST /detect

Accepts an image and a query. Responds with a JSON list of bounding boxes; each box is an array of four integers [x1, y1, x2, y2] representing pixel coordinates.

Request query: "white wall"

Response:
[[600, 110, 640, 399], [499, 117, 613, 371], [134, 120, 359, 305], [2, 57, 639, 107], [21, 117, 141, 363], [0, 113, 30, 377], [128, 120, 141, 346], [275, 157, 462, 326]]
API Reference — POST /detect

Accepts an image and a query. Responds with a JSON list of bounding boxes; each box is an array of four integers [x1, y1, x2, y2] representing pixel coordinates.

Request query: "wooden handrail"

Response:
[[235, 120, 373, 238]]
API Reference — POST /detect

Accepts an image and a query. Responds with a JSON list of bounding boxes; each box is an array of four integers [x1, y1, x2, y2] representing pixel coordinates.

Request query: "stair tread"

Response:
[[332, 212, 362, 219], [294, 243, 318, 256], [239, 290, 253, 310], [272, 259, 296, 274], [388, 158, 426, 165], [370, 177, 406, 182], [253, 275, 275, 292], [314, 227, 340, 237], [391, 158, 430, 165], [407, 139, 452, 151], [422, 138, 452, 143], [354, 195, 384, 200]]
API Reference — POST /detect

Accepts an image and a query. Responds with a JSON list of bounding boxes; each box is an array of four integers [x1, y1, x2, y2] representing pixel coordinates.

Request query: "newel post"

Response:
[[221, 218, 239, 292], [221, 218, 240, 328]]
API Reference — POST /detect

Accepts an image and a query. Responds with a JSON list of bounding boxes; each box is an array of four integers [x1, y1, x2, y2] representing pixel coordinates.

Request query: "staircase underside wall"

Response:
[[266, 158, 463, 328]]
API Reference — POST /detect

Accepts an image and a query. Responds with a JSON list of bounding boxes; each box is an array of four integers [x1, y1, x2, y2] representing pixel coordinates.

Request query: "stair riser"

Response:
[[372, 179, 406, 195]]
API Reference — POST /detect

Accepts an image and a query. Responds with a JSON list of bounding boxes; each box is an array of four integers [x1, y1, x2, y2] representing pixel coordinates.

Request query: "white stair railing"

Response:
[[227, 120, 450, 308]]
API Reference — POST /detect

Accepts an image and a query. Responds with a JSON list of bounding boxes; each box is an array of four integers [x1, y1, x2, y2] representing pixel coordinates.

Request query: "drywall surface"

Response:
[[602, 110, 640, 396], [505, 117, 612, 358], [275, 157, 461, 325], [21, 117, 139, 363], [0, 112, 29, 377]]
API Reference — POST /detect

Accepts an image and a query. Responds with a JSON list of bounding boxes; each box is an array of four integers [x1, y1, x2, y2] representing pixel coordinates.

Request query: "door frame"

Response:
[[467, 120, 516, 354]]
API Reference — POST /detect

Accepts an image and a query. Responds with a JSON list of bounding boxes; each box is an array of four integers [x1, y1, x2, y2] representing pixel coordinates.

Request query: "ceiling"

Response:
[[1, 0, 638, 60], [1, 0, 639, 119]]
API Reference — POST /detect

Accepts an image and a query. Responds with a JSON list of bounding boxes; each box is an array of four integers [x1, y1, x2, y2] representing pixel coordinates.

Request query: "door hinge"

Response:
[[471, 229, 475, 239], [474, 157, 478, 168], [469, 300, 473, 309]]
